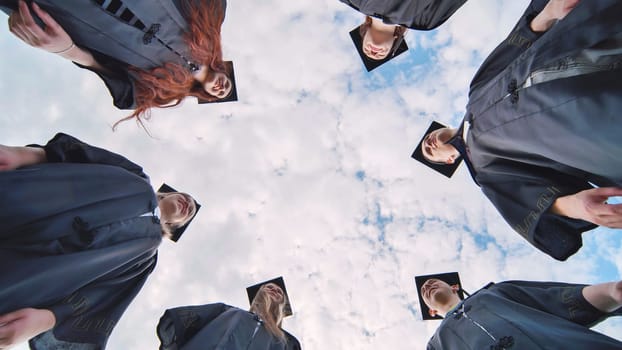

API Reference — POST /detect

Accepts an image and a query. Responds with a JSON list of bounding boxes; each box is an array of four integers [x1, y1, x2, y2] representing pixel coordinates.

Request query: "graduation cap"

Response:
[[415, 272, 467, 320], [246, 276, 293, 317], [411, 121, 462, 178], [349, 25, 408, 72], [198, 61, 238, 104], [157, 183, 201, 242]]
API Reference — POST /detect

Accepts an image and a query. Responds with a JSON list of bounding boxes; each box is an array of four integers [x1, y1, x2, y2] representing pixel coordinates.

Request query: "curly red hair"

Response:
[[114, 0, 227, 128]]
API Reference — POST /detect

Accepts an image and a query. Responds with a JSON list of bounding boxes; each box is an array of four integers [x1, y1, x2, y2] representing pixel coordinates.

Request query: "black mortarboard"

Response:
[[349, 25, 409, 72], [246, 276, 293, 317], [415, 272, 464, 320], [157, 183, 201, 242], [411, 121, 462, 178], [198, 61, 238, 104]]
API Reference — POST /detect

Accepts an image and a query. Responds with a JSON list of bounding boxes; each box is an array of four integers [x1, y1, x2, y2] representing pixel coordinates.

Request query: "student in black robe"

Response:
[[0, 132, 200, 349], [339, 0, 467, 69], [415, 272, 622, 349], [413, 0, 622, 260], [157, 277, 302, 350], [2, 0, 235, 125]]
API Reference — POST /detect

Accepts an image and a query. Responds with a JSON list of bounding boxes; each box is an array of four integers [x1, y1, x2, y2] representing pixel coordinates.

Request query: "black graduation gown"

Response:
[[157, 303, 302, 350], [0, 0, 226, 109], [0, 133, 162, 349], [427, 281, 622, 349], [460, 0, 622, 260], [338, 0, 467, 30]]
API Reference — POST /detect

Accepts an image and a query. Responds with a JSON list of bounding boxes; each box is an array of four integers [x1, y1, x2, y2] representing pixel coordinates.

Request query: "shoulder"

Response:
[[284, 330, 302, 349]]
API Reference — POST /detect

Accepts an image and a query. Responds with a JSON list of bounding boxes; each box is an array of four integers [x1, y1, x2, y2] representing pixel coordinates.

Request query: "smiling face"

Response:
[[259, 283, 285, 305], [193, 66, 233, 99], [361, 27, 395, 60], [203, 71, 232, 99], [157, 192, 197, 229], [421, 127, 460, 164], [420, 279, 460, 317]]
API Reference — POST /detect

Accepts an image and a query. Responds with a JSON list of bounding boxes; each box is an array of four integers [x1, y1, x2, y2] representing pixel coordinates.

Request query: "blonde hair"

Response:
[[249, 287, 287, 342]]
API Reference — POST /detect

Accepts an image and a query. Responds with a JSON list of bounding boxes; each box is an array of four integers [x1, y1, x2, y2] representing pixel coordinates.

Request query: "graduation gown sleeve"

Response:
[[31, 132, 148, 180], [74, 51, 137, 110], [489, 281, 610, 326], [29, 252, 158, 350], [157, 303, 231, 349], [477, 167, 596, 261]]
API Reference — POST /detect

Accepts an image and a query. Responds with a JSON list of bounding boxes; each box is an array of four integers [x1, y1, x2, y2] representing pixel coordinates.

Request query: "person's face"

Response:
[[420, 279, 459, 317], [260, 283, 285, 304], [158, 192, 196, 228], [362, 27, 395, 60], [203, 71, 232, 99], [421, 128, 459, 164]]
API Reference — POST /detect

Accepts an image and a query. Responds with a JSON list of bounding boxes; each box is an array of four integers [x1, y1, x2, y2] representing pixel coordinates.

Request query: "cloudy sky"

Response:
[[2, 0, 621, 349]]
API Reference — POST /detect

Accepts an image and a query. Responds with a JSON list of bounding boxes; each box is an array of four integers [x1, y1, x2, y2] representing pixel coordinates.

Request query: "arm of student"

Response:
[[0, 308, 55, 348], [492, 281, 609, 326], [530, 0, 581, 33], [158, 303, 230, 349], [550, 187, 622, 228], [479, 169, 596, 261], [8, 0, 104, 70], [9, 1, 136, 108], [0, 145, 47, 171], [33, 133, 149, 179]]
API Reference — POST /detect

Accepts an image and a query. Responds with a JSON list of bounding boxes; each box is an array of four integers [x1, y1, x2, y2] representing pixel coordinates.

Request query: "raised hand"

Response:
[[551, 187, 622, 228], [8, 0, 74, 54]]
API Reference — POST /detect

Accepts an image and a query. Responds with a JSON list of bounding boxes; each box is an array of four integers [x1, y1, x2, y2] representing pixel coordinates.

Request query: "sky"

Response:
[[1, 0, 621, 349]]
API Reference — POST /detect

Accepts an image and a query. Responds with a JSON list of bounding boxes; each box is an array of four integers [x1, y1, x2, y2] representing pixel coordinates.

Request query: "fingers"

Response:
[[589, 186, 622, 198], [585, 202, 622, 228], [9, 1, 43, 45], [0, 310, 23, 325], [0, 311, 22, 346], [31, 2, 62, 35]]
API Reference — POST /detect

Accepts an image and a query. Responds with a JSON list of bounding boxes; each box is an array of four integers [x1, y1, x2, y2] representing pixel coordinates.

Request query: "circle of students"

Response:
[[1, 0, 621, 348]]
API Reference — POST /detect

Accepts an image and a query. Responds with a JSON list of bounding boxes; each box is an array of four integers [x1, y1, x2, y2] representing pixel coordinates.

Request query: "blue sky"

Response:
[[2, 0, 621, 349]]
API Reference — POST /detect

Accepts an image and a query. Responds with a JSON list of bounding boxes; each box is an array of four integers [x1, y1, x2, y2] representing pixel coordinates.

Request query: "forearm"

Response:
[[549, 194, 574, 218], [57, 45, 106, 72], [530, 0, 581, 33], [549, 187, 622, 228], [529, 6, 557, 32], [583, 281, 622, 313], [2, 145, 47, 168]]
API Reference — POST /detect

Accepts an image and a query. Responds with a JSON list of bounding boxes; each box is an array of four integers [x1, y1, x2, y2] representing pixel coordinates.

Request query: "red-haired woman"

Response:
[[2, 0, 233, 126]]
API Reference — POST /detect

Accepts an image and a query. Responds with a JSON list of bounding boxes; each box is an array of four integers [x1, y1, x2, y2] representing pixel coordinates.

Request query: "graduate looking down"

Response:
[[2, 0, 235, 127], [416, 272, 622, 349], [340, 0, 467, 70], [157, 277, 302, 350], [413, 0, 622, 261], [0, 133, 200, 349]]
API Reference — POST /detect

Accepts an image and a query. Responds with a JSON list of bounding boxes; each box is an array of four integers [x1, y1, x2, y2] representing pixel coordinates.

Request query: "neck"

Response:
[[370, 17, 397, 34], [437, 296, 462, 318], [193, 65, 208, 83]]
